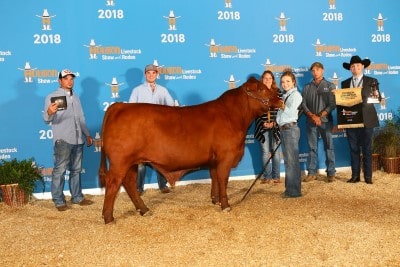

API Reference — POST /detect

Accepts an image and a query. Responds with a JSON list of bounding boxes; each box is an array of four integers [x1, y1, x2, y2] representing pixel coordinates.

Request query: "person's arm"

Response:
[[86, 136, 93, 147], [164, 89, 175, 106], [301, 85, 311, 115], [75, 97, 92, 146], [373, 78, 382, 102], [43, 96, 56, 123], [301, 85, 320, 124], [320, 82, 337, 116], [302, 88, 322, 126]]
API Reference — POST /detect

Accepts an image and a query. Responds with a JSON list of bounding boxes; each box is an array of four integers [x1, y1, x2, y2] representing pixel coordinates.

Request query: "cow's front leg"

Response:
[[215, 164, 232, 212], [102, 170, 123, 224], [218, 181, 231, 212], [123, 165, 150, 216]]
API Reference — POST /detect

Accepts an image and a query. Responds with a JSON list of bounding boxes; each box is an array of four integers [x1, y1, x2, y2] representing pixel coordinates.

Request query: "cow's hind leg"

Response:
[[102, 168, 123, 224], [209, 167, 220, 205], [123, 165, 150, 216]]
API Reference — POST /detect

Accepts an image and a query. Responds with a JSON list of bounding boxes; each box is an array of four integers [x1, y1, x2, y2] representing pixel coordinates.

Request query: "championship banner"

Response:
[[334, 88, 364, 129]]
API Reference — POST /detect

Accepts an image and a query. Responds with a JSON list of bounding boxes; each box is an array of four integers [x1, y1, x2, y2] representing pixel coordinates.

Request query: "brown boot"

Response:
[[303, 175, 316, 182], [161, 187, 171, 193]]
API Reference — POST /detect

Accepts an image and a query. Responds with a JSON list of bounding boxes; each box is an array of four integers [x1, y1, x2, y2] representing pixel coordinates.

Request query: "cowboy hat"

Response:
[[343, 55, 371, 70]]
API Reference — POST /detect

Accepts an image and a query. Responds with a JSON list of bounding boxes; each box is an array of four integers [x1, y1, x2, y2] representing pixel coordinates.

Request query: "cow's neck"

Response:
[[219, 88, 254, 136]]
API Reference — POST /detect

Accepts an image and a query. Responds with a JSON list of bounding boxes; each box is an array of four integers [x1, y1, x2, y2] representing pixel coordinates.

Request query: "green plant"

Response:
[[372, 108, 400, 158], [0, 158, 45, 197]]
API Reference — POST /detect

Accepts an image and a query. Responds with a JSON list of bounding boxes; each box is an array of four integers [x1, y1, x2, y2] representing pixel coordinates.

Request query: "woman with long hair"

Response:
[[254, 70, 282, 184]]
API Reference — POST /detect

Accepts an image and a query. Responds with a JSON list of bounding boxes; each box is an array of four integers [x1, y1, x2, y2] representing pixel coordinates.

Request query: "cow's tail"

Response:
[[99, 148, 107, 187], [98, 107, 111, 188]]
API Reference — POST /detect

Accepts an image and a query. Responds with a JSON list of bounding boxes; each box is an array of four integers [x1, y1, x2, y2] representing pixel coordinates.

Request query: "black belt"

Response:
[[279, 122, 297, 130]]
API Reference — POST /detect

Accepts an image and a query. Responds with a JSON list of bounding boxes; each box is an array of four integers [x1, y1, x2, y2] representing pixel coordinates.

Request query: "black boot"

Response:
[[347, 177, 360, 183], [365, 177, 373, 184]]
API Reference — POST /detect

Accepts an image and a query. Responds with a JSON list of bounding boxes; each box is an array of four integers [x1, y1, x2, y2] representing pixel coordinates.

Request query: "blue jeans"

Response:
[[137, 164, 168, 192], [260, 130, 280, 179], [51, 140, 84, 206], [280, 125, 301, 197], [346, 128, 374, 179], [306, 121, 336, 176]]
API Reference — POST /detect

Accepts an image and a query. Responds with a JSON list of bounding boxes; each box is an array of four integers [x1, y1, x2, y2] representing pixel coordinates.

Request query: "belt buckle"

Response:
[[281, 122, 295, 130]]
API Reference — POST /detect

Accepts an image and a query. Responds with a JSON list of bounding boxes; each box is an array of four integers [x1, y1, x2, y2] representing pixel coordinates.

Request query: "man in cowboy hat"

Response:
[[341, 55, 381, 184]]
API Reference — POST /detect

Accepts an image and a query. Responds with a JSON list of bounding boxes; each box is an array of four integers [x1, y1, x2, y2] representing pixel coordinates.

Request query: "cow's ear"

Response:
[[247, 76, 258, 84]]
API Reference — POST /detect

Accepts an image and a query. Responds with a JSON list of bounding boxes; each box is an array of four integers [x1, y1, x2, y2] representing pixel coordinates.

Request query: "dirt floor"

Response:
[[1, 170, 400, 266]]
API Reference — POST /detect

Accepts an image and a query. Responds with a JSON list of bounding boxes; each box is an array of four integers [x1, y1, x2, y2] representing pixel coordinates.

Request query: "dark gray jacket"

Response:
[[302, 78, 336, 123]]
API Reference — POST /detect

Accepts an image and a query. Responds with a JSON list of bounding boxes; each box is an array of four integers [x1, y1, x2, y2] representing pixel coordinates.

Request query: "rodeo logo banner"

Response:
[[334, 88, 363, 129]]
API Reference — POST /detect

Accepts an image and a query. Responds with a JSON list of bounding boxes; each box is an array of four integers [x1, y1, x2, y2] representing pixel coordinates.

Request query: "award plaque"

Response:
[[51, 96, 67, 110]]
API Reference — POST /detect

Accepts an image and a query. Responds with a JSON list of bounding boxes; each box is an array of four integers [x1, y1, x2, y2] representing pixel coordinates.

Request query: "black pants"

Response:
[[346, 127, 374, 179]]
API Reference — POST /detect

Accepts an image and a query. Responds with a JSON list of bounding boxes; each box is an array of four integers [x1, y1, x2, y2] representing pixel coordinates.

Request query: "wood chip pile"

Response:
[[1, 171, 399, 266]]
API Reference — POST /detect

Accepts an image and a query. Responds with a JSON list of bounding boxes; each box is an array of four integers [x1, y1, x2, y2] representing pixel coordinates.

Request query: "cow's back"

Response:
[[102, 101, 233, 170]]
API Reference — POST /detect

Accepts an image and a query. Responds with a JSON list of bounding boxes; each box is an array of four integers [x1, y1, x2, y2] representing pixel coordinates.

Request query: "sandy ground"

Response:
[[1, 170, 400, 266]]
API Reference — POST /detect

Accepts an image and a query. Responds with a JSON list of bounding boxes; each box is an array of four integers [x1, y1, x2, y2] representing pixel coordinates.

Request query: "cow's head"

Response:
[[242, 77, 284, 113]]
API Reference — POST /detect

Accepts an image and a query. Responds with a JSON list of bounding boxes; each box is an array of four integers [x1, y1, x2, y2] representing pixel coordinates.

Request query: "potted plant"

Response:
[[372, 108, 400, 173], [0, 158, 45, 206]]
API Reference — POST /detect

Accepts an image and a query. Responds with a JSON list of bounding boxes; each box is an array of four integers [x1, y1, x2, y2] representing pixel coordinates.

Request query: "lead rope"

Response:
[[240, 140, 281, 202]]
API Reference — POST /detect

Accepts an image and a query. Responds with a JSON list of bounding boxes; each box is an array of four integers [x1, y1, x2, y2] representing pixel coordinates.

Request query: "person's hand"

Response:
[[306, 111, 322, 126], [47, 103, 58, 115], [86, 136, 93, 147], [310, 114, 322, 126], [278, 100, 285, 110], [263, 122, 274, 129], [319, 110, 328, 117]]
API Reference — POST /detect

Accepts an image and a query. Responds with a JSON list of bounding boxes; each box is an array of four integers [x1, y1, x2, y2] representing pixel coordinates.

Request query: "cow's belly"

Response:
[[145, 145, 212, 171]]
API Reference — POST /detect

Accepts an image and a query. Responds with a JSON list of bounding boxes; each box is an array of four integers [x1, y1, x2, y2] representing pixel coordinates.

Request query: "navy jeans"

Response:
[[346, 128, 374, 179], [51, 140, 84, 206], [280, 125, 301, 197], [260, 130, 281, 179], [306, 121, 336, 176]]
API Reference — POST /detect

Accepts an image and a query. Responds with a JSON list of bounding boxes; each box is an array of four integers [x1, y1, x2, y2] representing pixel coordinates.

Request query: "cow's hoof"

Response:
[[222, 207, 231, 212], [211, 197, 220, 205], [104, 217, 115, 224], [140, 210, 152, 217]]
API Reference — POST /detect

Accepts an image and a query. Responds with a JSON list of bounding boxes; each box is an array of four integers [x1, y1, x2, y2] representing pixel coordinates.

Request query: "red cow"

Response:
[[99, 77, 283, 224]]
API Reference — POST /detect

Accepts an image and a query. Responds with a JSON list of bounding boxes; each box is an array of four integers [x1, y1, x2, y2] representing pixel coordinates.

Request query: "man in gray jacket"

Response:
[[302, 62, 336, 183]]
